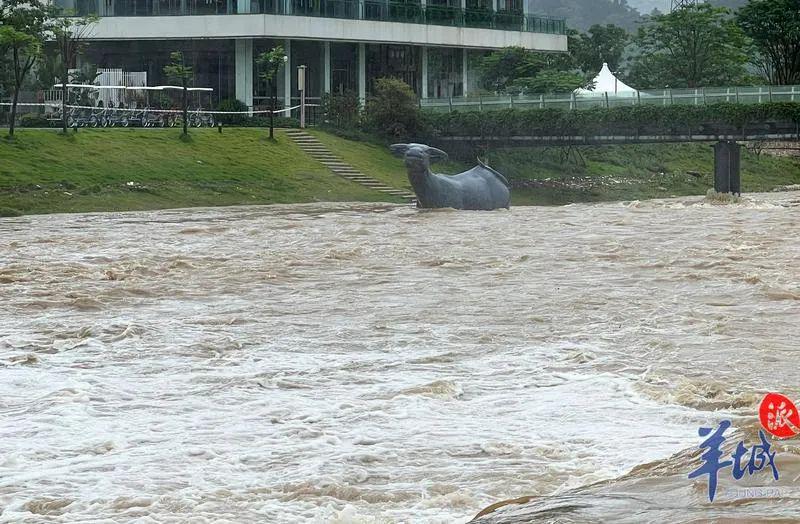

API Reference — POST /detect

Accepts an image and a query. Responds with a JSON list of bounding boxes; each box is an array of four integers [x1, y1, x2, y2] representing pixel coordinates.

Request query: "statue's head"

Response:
[[390, 143, 449, 175]]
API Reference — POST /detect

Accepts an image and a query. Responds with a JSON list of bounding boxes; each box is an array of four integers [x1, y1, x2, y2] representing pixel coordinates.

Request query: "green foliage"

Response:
[[571, 24, 629, 74], [627, 4, 750, 89], [163, 51, 193, 84], [215, 98, 248, 125], [423, 103, 800, 138], [363, 78, 422, 139], [511, 70, 588, 95], [255, 45, 286, 84], [163, 51, 193, 135], [737, 0, 800, 85], [321, 90, 361, 129], [0, 0, 50, 136]]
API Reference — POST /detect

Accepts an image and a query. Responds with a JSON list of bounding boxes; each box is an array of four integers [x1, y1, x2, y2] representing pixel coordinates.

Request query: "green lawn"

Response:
[[0, 128, 403, 216]]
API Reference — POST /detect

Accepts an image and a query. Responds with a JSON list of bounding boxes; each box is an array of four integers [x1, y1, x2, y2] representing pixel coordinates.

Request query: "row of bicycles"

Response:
[[52, 107, 216, 128]]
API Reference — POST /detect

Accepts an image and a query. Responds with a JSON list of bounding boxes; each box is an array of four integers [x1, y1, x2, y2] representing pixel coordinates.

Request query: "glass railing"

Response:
[[62, 0, 566, 34]]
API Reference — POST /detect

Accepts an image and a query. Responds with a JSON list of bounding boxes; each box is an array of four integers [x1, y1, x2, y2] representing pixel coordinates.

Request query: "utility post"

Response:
[[298, 64, 307, 128]]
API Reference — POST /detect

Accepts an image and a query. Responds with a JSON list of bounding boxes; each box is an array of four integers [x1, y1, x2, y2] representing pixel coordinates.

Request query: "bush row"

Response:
[[422, 103, 800, 138]]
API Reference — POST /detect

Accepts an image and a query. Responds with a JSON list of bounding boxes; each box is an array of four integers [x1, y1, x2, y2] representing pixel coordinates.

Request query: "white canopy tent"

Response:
[[575, 63, 636, 95]]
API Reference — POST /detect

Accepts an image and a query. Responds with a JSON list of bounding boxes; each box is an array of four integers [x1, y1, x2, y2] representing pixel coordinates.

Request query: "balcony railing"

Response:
[[65, 0, 566, 34]]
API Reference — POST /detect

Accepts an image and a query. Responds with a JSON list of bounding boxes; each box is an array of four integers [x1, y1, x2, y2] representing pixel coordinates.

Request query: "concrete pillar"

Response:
[[323, 41, 331, 94], [236, 0, 249, 13], [421, 46, 428, 99], [462, 48, 468, 97], [235, 39, 253, 110], [284, 39, 292, 110], [358, 43, 366, 106], [714, 141, 741, 195]]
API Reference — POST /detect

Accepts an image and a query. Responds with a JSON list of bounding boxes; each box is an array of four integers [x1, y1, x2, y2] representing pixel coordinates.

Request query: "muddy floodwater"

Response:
[[1, 193, 800, 523]]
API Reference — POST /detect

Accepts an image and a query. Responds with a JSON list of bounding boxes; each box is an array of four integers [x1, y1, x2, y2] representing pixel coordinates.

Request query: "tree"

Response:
[[255, 45, 287, 140], [51, 13, 98, 133], [737, 0, 800, 85], [479, 46, 590, 95], [0, 0, 49, 138], [363, 78, 420, 139], [627, 4, 750, 89], [163, 51, 193, 136], [572, 24, 629, 74]]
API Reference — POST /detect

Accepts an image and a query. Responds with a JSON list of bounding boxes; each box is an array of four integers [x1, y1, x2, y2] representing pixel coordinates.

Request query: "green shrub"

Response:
[[321, 90, 361, 129], [364, 78, 423, 139], [423, 102, 800, 139], [19, 113, 50, 128], [215, 98, 249, 126]]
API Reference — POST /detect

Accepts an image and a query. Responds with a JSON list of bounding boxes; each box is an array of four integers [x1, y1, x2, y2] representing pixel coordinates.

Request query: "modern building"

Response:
[[55, 0, 567, 109]]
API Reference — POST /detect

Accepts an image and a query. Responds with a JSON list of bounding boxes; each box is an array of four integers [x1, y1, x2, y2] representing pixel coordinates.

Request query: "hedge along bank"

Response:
[[422, 103, 800, 139]]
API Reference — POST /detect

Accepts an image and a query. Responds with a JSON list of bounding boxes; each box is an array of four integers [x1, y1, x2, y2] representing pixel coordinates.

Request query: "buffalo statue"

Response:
[[390, 143, 511, 211]]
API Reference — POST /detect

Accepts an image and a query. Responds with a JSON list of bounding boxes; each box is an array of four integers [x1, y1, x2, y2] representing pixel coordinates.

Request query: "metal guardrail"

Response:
[[67, 0, 565, 34], [421, 85, 800, 112]]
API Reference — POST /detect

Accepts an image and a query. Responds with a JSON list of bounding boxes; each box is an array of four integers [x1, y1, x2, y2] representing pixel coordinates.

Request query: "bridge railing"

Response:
[[421, 85, 800, 112]]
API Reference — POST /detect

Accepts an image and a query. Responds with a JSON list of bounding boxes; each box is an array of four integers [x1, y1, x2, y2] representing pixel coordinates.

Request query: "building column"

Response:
[[358, 43, 366, 106], [462, 48, 468, 97], [522, 0, 528, 14], [284, 39, 292, 109], [323, 41, 331, 94], [236, 0, 249, 12], [421, 46, 428, 99], [235, 39, 253, 110]]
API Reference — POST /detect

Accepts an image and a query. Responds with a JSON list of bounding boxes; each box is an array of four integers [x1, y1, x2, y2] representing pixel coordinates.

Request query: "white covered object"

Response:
[[575, 63, 636, 95]]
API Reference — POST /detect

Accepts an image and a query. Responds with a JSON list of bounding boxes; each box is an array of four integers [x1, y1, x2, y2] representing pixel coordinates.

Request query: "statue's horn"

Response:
[[390, 144, 410, 157], [426, 146, 449, 162]]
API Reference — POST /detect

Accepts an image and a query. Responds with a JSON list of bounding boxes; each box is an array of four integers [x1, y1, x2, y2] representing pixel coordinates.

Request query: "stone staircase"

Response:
[[285, 129, 416, 203]]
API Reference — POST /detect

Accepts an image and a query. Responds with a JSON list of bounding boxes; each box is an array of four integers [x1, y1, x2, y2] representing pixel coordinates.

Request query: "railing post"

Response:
[[636, 90, 640, 106], [668, 89, 673, 106], [768, 85, 773, 103], [792, 85, 796, 103], [539, 94, 544, 109], [479, 95, 483, 111], [604, 91, 609, 108], [735, 87, 740, 104], [570, 92, 575, 110], [701, 88, 706, 106], [448, 96, 452, 112]]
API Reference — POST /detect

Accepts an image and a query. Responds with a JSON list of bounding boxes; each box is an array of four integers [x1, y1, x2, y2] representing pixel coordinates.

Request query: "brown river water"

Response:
[[1, 193, 799, 523]]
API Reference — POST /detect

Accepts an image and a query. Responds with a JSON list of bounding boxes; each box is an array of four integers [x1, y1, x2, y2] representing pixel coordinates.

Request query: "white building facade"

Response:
[[57, 0, 567, 109]]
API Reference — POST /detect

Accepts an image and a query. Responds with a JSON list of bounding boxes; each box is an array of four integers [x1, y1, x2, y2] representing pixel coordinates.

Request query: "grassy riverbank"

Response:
[[0, 128, 401, 216], [1, 128, 799, 216], [490, 143, 800, 205]]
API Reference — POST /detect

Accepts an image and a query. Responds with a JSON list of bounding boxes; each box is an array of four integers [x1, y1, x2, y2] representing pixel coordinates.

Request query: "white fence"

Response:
[[421, 85, 800, 112]]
